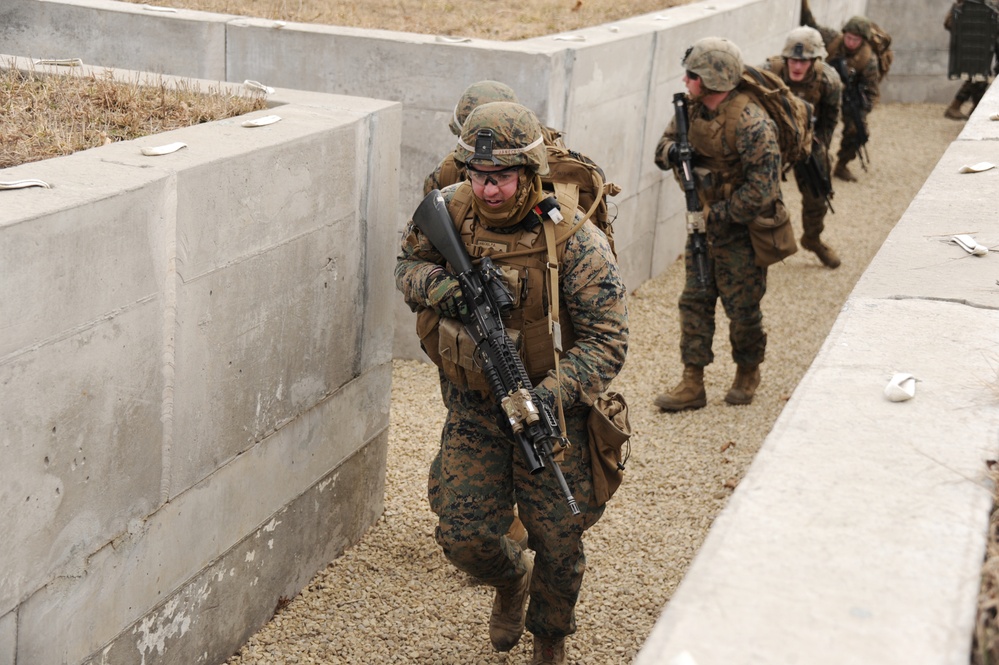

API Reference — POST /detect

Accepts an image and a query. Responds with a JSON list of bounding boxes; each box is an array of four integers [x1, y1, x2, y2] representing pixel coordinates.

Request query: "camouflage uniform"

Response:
[[396, 102, 628, 645], [826, 17, 881, 175], [766, 26, 843, 266], [653, 38, 780, 407]]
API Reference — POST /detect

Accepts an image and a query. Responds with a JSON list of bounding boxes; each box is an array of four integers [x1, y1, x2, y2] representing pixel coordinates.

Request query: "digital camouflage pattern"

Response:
[[395, 178, 629, 639], [654, 90, 779, 368], [448, 80, 520, 137], [454, 101, 550, 175], [766, 47, 842, 239], [683, 37, 745, 92]]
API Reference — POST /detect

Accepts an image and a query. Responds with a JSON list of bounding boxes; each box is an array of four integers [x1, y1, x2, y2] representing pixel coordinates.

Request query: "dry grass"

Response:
[[118, 0, 697, 41], [0, 65, 267, 168]]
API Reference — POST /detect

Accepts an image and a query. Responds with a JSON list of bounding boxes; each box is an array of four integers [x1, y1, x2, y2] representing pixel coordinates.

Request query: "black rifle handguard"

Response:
[[672, 92, 710, 289], [412, 190, 580, 516]]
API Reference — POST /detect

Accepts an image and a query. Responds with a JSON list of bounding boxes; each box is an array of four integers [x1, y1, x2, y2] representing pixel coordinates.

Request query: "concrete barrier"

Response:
[[0, 56, 400, 665]]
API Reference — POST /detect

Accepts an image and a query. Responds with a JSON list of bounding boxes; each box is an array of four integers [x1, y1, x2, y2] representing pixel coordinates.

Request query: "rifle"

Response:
[[830, 57, 870, 169], [412, 189, 580, 516], [672, 92, 709, 289], [793, 137, 835, 213]]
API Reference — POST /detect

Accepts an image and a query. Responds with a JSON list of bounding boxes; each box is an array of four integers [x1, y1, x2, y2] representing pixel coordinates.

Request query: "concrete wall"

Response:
[[0, 57, 401, 665], [634, 82, 999, 665]]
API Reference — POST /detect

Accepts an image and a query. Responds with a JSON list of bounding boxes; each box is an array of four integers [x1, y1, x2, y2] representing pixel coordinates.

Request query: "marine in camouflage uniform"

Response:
[[653, 37, 781, 411], [765, 26, 844, 268], [825, 15, 881, 182], [396, 101, 628, 665]]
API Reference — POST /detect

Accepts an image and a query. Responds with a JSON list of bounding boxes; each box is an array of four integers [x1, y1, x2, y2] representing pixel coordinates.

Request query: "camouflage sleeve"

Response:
[[862, 53, 881, 107], [654, 114, 679, 171], [535, 221, 629, 411], [709, 102, 781, 226], [423, 164, 443, 197], [816, 61, 843, 146]]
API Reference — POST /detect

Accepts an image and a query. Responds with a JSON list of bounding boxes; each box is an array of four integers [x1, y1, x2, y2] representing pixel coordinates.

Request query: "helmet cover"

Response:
[[454, 101, 549, 176], [683, 37, 745, 92]]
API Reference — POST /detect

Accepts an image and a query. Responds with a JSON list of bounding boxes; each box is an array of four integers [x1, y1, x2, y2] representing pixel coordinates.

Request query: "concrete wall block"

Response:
[[360, 105, 404, 371], [0, 605, 15, 665], [0, 300, 164, 614], [0, 0, 230, 79], [26, 429, 389, 665], [16, 365, 390, 665], [0, 166, 169, 359]]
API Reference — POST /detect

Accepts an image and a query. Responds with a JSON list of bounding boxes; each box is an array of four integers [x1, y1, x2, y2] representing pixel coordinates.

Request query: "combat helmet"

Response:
[[782, 26, 827, 59], [682, 37, 745, 92], [449, 80, 520, 136], [842, 15, 873, 41], [454, 101, 549, 176]]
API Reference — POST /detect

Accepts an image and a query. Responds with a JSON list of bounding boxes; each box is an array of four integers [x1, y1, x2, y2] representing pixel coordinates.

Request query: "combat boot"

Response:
[[944, 99, 968, 121], [654, 364, 706, 411], [833, 159, 857, 182], [489, 555, 532, 651], [725, 364, 761, 406], [532, 635, 567, 665], [800, 235, 841, 269]]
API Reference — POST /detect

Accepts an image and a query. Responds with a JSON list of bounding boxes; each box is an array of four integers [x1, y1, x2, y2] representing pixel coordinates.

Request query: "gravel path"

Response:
[[226, 102, 964, 665]]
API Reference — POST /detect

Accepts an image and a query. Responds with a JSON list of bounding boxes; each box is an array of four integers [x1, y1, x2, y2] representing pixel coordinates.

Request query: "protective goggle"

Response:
[[465, 163, 522, 187]]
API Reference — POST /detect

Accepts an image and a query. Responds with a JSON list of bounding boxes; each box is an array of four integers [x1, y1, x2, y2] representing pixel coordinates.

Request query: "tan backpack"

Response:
[[726, 65, 815, 167], [869, 22, 894, 81]]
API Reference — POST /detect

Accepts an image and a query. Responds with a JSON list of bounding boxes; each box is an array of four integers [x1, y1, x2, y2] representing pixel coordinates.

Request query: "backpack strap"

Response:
[[541, 218, 568, 439]]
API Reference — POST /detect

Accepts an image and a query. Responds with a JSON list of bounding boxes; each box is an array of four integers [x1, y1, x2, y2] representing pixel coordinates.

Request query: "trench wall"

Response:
[[0, 57, 400, 665]]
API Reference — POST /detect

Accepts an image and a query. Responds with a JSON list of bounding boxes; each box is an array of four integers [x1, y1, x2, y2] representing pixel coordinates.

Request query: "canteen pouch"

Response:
[[747, 198, 797, 267], [586, 391, 632, 506]]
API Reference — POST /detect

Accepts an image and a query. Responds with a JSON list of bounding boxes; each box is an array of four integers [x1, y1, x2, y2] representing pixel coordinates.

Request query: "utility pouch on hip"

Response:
[[747, 198, 797, 267], [586, 391, 632, 506]]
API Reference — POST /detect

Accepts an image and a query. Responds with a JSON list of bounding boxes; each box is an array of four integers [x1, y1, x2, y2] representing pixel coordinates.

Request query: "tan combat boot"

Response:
[[725, 364, 761, 405], [532, 635, 567, 665], [800, 235, 841, 269], [653, 364, 706, 411], [833, 159, 857, 182], [489, 555, 533, 651], [944, 98, 968, 121]]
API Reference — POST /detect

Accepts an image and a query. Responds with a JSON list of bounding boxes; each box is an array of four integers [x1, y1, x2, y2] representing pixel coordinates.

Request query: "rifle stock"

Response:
[[412, 189, 580, 516], [793, 138, 835, 213], [672, 93, 710, 288]]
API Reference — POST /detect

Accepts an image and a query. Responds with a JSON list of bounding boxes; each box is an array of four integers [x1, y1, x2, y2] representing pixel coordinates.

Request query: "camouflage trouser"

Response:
[[837, 113, 866, 165], [428, 375, 604, 639], [793, 145, 831, 239], [955, 80, 989, 106], [679, 233, 767, 368]]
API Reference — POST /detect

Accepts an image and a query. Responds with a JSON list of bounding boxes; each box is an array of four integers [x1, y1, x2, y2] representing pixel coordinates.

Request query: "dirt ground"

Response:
[[118, 0, 697, 40]]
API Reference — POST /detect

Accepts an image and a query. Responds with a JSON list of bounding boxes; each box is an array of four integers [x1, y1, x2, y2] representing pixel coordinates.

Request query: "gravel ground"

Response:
[[226, 102, 964, 664]]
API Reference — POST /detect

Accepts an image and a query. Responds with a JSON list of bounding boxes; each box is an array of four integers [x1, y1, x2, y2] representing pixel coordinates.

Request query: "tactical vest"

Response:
[[417, 181, 581, 392], [687, 92, 751, 205]]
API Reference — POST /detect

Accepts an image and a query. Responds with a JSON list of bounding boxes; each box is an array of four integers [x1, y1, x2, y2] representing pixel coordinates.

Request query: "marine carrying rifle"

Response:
[[830, 57, 870, 169], [672, 92, 709, 288], [413, 189, 580, 516]]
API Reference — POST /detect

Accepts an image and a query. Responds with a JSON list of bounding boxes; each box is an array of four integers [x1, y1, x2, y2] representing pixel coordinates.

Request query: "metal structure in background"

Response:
[[948, 0, 999, 80]]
